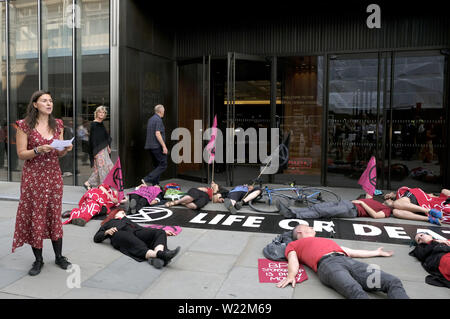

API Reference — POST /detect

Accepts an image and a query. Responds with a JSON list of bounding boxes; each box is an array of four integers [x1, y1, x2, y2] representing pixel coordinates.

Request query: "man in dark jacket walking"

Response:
[[143, 104, 168, 186]]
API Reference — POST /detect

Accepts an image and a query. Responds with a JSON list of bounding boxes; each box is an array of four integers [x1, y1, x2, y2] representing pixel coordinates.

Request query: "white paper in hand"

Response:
[[50, 137, 74, 151]]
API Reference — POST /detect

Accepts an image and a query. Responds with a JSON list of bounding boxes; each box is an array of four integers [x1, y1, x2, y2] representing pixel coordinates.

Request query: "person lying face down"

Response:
[[164, 181, 227, 210], [277, 225, 409, 299], [93, 208, 180, 269]]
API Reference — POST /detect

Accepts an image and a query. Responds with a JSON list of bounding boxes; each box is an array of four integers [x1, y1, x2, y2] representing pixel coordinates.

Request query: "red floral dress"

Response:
[[12, 119, 64, 252]]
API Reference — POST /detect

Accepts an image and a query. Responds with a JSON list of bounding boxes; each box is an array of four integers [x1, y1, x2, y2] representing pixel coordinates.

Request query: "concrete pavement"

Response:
[[0, 179, 449, 300]]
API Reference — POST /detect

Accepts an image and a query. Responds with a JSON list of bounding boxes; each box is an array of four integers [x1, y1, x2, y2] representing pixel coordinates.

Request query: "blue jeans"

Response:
[[317, 255, 409, 299], [144, 147, 167, 185]]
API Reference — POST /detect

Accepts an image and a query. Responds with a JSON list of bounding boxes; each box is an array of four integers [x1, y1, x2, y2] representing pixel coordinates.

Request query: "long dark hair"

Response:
[[25, 90, 57, 132], [101, 207, 124, 226]]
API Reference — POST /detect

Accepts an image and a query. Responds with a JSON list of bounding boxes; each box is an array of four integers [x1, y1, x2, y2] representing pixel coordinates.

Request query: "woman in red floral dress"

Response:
[[12, 90, 73, 276]]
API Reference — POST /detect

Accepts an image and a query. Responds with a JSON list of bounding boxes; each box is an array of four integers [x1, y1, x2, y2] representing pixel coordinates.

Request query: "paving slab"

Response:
[[82, 255, 163, 295], [216, 266, 294, 299], [140, 269, 227, 299]]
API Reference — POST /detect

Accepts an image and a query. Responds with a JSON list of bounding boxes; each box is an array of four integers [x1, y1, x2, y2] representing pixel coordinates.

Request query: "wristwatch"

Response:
[[33, 147, 40, 155]]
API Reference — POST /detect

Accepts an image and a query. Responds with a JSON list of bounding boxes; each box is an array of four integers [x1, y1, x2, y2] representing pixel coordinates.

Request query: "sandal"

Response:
[[429, 209, 443, 219], [83, 182, 91, 191], [428, 215, 441, 226]]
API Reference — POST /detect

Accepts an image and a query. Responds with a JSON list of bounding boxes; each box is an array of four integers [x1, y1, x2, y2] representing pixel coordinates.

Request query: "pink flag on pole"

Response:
[[205, 115, 217, 164], [102, 157, 124, 201], [358, 156, 377, 196]]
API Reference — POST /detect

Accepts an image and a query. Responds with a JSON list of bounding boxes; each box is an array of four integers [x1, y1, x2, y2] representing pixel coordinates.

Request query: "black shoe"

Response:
[[157, 246, 181, 266], [71, 218, 86, 227], [149, 258, 164, 269], [275, 199, 295, 218], [55, 256, 71, 270], [129, 198, 137, 214], [234, 201, 243, 210], [62, 210, 71, 218], [224, 198, 237, 214], [28, 260, 44, 276]]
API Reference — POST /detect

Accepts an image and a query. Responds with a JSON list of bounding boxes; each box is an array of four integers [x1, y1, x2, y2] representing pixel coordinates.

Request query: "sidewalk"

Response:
[[0, 179, 449, 300]]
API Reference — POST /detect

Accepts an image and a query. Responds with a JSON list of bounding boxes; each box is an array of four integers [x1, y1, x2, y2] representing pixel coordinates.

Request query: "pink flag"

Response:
[[102, 157, 124, 201], [358, 156, 377, 196], [205, 115, 217, 164]]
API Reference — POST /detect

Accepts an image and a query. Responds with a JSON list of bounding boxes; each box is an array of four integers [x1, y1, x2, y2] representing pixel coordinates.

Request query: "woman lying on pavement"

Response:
[[62, 183, 126, 226], [93, 208, 180, 269], [409, 232, 450, 288], [164, 181, 228, 210], [127, 184, 166, 214], [222, 184, 262, 214], [383, 187, 450, 225]]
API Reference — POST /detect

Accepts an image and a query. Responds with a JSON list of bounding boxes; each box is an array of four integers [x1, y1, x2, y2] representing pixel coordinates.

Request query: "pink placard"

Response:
[[143, 224, 182, 235], [258, 258, 308, 284]]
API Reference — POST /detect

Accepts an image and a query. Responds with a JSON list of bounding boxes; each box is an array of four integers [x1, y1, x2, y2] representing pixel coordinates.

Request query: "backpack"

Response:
[[262, 231, 293, 261]]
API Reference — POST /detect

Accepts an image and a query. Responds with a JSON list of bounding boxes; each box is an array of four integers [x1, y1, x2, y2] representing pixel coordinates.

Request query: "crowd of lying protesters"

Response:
[[59, 179, 449, 296]]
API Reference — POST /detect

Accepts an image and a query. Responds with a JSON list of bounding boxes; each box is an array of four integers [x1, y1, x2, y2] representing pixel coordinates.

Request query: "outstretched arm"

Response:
[[276, 251, 299, 288], [341, 246, 393, 258]]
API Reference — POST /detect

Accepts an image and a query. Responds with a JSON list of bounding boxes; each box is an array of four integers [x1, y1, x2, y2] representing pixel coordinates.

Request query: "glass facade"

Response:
[[1, 0, 109, 185]]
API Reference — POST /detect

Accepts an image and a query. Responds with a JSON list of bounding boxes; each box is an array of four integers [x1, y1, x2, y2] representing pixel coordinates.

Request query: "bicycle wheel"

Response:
[[300, 187, 340, 206], [249, 193, 282, 213]]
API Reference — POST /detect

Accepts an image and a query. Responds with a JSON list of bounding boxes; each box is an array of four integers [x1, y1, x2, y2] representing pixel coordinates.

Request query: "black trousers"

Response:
[[111, 228, 167, 261], [144, 147, 167, 185]]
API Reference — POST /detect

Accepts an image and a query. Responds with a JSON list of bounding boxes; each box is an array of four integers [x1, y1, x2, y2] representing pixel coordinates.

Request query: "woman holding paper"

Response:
[[84, 106, 113, 190], [12, 90, 73, 276]]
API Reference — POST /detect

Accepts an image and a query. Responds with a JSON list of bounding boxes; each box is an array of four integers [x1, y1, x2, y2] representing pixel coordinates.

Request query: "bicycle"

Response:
[[248, 180, 341, 213]]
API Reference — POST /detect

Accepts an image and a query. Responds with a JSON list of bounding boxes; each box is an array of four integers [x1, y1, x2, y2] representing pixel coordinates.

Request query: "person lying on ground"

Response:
[[409, 232, 450, 288], [93, 208, 180, 269], [127, 184, 166, 214], [383, 187, 449, 225], [164, 181, 227, 210], [62, 183, 126, 226], [221, 184, 261, 214], [275, 193, 393, 220], [276, 224, 409, 299]]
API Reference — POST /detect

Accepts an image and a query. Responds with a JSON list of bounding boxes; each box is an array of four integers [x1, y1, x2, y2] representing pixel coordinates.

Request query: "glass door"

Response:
[[225, 52, 272, 186], [176, 56, 210, 182], [326, 53, 383, 188], [385, 52, 446, 192]]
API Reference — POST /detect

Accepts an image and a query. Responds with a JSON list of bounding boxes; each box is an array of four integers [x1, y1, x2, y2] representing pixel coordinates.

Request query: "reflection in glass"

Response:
[[387, 54, 445, 192], [0, 3, 7, 180], [41, 0, 74, 184], [77, 0, 110, 186], [276, 56, 323, 185], [326, 55, 380, 188], [9, 0, 39, 182]]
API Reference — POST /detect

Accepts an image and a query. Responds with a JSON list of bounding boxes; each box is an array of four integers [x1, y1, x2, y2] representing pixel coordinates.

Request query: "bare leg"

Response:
[[145, 244, 165, 259], [392, 209, 428, 222], [184, 202, 198, 209], [243, 190, 261, 203], [393, 198, 429, 214]]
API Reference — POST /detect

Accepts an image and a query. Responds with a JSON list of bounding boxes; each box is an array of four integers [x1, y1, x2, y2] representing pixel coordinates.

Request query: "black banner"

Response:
[[129, 207, 450, 245]]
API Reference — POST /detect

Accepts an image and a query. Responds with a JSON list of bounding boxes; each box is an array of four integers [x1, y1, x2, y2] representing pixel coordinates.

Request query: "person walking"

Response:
[[143, 104, 168, 186], [277, 224, 409, 299], [84, 106, 113, 190], [12, 90, 73, 276]]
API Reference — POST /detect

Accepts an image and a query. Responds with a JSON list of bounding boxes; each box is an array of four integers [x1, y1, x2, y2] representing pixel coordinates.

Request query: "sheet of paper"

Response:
[[50, 137, 74, 151]]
